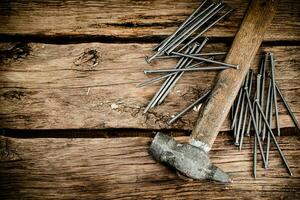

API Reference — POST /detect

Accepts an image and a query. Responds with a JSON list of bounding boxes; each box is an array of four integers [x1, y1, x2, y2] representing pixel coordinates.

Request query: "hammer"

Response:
[[150, 0, 278, 183]]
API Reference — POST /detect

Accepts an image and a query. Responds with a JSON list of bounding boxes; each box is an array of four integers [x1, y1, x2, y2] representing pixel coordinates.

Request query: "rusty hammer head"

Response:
[[150, 132, 231, 183]]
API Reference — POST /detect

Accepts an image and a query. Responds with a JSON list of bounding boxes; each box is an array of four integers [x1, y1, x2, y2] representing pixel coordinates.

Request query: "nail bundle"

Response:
[[140, 0, 237, 123], [231, 52, 299, 178], [146, 0, 234, 63]]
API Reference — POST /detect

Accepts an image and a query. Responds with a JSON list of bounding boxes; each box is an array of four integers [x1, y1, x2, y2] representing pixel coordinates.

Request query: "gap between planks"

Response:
[[0, 127, 298, 139]]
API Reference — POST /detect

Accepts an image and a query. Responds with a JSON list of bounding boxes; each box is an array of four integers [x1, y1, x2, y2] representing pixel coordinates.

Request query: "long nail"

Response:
[[269, 81, 274, 131], [255, 101, 293, 176], [144, 66, 229, 74], [165, 3, 224, 54], [149, 43, 199, 110], [157, 40, 207, 105], [143, 47, 191, 113], [264, 78, 272, 140], [276, 84, 300, 132], [172, 52, 239, 69], [265, 79, 272, 168], [260, 55, 267, 140], [270, 53, 280, 136], [168, 90, 210, 124], [157, 2, 216, 54], [154, 0, 209, 52], [246, 92, 257, 136], [155, 52, 226, 59], [263, 79, 272, 167], [231, 88, 243, 130], [153, 44, 198, 107], [244, 88, 267, 167], [180, 1, 216, 31], [178, 8, 234, 52], [162, 2, 218, 53], [231, 100, 236, 137], [265, 131, 271, 168], [254, 132, 257, 178], [138, 59, 210, 88], [239, 70, 254, 150], [255, 75, 261, 137], [235, 72, 250, 146]]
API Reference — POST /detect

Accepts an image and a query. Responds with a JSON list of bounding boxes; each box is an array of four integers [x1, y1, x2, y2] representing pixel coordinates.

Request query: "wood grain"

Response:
[[0, 134, 299, 199], [0, 0, 299, 41], [0, 42, 299, 130]]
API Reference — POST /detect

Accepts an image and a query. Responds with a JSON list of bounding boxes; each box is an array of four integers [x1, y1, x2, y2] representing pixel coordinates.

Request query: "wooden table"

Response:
[[0, 0, 299, 199]]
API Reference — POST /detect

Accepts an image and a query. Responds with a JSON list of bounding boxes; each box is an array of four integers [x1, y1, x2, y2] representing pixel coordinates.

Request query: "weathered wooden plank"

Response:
[[0, 0, 299, 41], [0, 134, 299, 199], [0, 43, 299, 130]]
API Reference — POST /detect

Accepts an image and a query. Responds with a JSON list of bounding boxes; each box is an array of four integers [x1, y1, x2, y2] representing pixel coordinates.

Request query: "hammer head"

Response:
[[150, 133, 231, 183]]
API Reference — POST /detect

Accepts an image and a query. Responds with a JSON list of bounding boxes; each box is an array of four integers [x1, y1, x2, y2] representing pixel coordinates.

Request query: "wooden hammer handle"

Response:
[[190, 0, 278, 149]]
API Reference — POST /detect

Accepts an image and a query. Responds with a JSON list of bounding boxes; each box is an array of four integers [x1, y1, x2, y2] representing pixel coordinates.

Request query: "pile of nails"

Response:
[[231, 52, 300, 178], [139, 0, 238, 123]]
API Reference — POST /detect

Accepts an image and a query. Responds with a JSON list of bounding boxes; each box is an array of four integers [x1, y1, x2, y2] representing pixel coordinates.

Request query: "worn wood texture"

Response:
[[0, 43, 299, 130], [0, 134, 299, 199], [0, 0, 299, 41], [192, 0, 278, 148]]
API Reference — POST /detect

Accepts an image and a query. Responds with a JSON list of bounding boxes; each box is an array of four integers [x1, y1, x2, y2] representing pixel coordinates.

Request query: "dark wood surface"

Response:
[[0, 0, 299, 41], [0, 134, 299, 200], [0, 43, 299, 130], [0, 0, 299, 199]]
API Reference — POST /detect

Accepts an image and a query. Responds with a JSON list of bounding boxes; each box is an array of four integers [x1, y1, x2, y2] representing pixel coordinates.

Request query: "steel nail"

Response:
[[155, 52, 226, 59], [154, 0, 209, 52], [180, 1, 216, 32], [270, 53, 280, 136], [255, 75, 261, 138], [231, 88, 243, 130], [265, 79, 273, 168], [172, 51, 239, 69], [153, 44, 198, 107], [239, 70, 254, 150], [157, 40, 207, 105], [165, 3, 224, 54], [178, 8, 234, 52], [269, 81, 274, 130], [231, 100, 236, 137], [137, 59, 211, 88], [246, 91, 257, 136], [255, 101, 293, 176], [254, 132, 257, 178], [143, 47, 191, 113], [235, 72, 250, 146], [157, 2, 216, 54], [150, 44, 200, 109], [276, 84, 300, 132], [144, 66, 229, 74], [168, 90, 210, 124], [259, 55, 267, 139], [264, 78, 272, 132], [265, 129, 271, 168], [244, 88, 267, 167]]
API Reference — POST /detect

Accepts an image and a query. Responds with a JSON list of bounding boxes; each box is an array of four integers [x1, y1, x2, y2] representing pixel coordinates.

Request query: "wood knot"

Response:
[[2, 90, 26, 101], [0, 137, 21, 162], [73, 48, 102, 69], [0, 43, 31, 64]]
